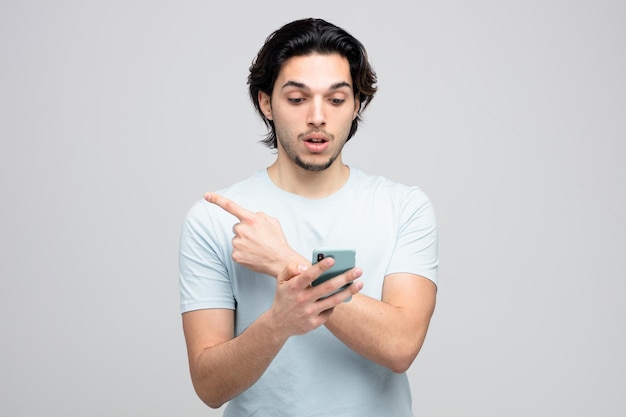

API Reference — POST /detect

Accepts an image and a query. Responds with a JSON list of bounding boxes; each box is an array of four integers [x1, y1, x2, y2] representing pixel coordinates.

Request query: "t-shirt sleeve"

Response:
[[178, 200, 236, 313], [386, 187, 439, 286]]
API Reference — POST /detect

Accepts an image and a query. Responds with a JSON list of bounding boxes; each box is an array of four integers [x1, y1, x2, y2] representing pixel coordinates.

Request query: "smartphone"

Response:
[[311, 248, 356, 300]]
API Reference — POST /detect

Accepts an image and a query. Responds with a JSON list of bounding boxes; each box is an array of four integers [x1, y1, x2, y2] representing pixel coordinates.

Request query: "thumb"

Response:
[[277, 263, 307, 283]]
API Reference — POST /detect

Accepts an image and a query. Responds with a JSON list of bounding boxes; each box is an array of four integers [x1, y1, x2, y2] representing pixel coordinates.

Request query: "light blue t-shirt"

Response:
[[179, 167, 438, 417]]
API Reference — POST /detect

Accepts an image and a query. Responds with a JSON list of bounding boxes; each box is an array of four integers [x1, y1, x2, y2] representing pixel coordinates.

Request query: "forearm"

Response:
[[189, 311, 288, 408], [325, 284, 435, 373]]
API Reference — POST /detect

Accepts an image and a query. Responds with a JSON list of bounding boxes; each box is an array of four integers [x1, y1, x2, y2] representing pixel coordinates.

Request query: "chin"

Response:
[[294, 156, 336, 172]]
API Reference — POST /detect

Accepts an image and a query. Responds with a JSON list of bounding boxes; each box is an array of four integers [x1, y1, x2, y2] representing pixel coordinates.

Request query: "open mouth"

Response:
[[303, 135, 329, 153], [305, 138, 327, 144]]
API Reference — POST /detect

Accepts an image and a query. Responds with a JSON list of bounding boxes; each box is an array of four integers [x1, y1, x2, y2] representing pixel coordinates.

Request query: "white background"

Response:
[[1, 1, 624, 415]]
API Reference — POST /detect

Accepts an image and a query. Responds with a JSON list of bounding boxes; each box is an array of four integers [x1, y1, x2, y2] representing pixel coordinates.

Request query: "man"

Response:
[[179, 18, 438, 416]]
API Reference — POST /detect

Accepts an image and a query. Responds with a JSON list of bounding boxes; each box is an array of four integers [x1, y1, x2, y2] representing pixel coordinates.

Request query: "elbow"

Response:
[[191, 378, 230, 409], [387, 326, 432, 373], [195, 386, 228, 409], [388, 353, 417, 374], [203, 398, 227, 410], [389, 362, 411, 374], [386, 341, 424, 373]]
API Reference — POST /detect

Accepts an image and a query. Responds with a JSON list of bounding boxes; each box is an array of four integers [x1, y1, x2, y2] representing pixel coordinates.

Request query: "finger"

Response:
[[312, 265, 362, 296], [316, 276, 363, 307], [205, 192, 255, 221], [294, 257, 335, 289], [277, 263, 308, 283]]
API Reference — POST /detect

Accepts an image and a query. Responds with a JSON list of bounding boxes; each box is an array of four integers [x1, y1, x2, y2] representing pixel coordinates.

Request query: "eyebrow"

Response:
[[281, 80, 352, 91]]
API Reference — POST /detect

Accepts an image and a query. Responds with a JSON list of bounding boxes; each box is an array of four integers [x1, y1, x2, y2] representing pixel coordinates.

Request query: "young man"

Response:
[[179, 18, 438, 416]]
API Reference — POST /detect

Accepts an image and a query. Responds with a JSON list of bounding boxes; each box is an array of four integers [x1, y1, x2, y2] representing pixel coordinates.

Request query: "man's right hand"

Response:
[[205, 192, 308, 277]]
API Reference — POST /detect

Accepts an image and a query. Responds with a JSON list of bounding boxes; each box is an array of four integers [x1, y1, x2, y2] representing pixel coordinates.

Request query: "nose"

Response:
[[307, 97, 326, 127]]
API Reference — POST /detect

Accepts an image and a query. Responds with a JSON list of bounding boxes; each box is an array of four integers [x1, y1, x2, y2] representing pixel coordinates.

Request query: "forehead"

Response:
[[275, 53, 352, 90]]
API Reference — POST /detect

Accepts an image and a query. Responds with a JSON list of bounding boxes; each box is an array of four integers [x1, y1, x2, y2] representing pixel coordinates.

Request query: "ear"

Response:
[[258, 91, 273, 120], [352, 95, 361, 120]]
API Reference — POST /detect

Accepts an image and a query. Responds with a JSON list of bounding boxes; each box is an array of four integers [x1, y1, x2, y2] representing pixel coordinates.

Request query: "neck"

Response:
[[267, 157, 350, 199]]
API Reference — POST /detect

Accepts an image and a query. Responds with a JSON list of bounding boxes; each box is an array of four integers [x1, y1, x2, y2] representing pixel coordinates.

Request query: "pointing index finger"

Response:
[[204, 192, 254, 221]]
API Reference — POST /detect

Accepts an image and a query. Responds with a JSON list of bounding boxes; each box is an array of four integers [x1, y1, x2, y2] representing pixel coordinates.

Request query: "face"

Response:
[[259, 53, 360, 172]]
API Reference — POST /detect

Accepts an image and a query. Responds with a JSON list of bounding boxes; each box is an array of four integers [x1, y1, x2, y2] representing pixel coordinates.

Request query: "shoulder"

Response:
[[349, 167, 433, 208]]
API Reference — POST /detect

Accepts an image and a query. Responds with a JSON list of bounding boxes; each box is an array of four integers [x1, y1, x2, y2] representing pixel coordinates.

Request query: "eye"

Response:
[[288, 97, 304, 104], [329, 98, 346, 105]]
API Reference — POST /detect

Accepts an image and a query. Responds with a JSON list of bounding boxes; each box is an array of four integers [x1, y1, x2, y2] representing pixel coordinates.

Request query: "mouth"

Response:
[[304, 135, 328, 144], [303, 134, 330, 153]]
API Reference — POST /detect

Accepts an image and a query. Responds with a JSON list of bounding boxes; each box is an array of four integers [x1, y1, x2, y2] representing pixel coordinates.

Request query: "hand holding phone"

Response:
[[311, 248, 356, 301]]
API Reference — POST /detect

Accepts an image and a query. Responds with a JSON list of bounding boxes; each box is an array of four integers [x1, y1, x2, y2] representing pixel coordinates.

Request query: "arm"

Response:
[[182, 308, 286, 409], [322, 189, 438, 372], [324, 273, 436, 373], [182, 261, 363, 408]]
